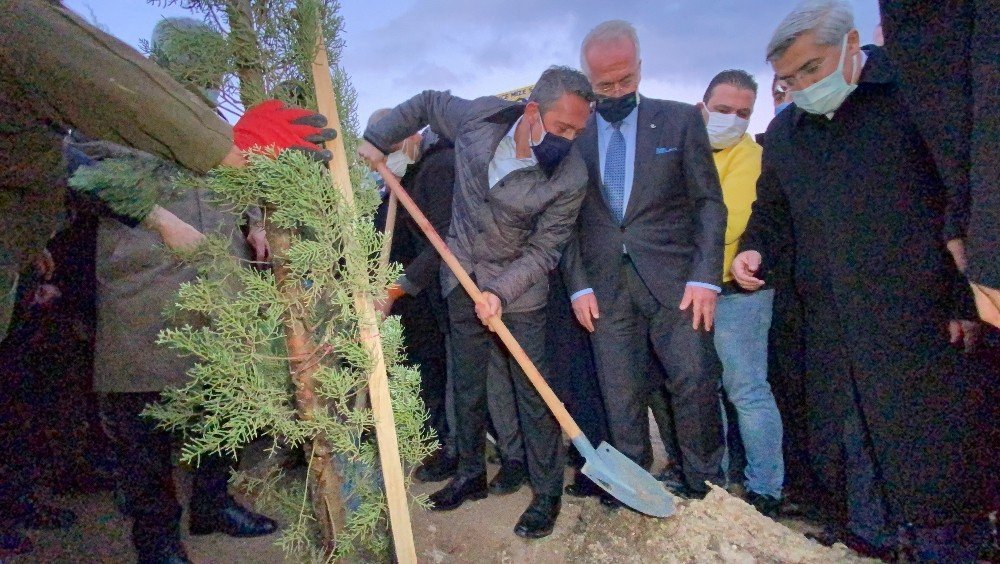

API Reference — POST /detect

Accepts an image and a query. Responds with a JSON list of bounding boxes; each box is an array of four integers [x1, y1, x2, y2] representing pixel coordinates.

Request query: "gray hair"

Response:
[[766, 0, 855, 62], [580, 20, 641, 77], [366, 108, 393, 129], [527, 66, 596, 114]]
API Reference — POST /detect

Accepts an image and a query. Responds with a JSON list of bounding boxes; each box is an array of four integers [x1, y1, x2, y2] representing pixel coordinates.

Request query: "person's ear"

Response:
[[846, 28, 861, 55], [696, 101, 709, 122]]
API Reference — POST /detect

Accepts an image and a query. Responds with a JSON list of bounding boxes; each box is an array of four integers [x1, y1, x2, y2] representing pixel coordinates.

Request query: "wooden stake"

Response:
[[310, 28, 418, 564], [380, 191, 399, 270]]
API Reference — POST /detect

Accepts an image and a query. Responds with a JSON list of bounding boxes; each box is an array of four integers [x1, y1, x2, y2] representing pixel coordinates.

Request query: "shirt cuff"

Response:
[[686, 281, 722, 293], [570, 288, 594, 301]]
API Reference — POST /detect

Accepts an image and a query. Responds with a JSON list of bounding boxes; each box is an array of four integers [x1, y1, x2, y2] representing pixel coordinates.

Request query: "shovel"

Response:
[[376, 163, 674, 518]]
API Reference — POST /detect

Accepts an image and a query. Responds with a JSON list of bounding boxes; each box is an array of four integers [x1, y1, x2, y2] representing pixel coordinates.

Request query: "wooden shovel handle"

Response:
[[376, 163, 584, 440]]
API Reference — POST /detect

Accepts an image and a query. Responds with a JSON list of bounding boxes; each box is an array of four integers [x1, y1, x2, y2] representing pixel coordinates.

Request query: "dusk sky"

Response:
[[63, 0, 881, 136]]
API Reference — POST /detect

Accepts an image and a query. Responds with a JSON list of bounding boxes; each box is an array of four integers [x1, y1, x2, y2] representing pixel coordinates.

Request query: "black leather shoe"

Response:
[[414, 449, 458, 483], [746, 491, 781, 518], [189, 501, 278, 537], [429, 474, 488, 511], [138, 540, 192, 564], [564, 473, 602, 498], [489, 461, 527, 495], [654, 465, 687, 492], [666, 483, 709, 500], [514, 494, 561, 539]]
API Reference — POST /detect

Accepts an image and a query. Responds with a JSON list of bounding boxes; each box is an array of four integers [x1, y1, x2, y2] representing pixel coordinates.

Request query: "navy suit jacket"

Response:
[[562, 97, 726, 307]]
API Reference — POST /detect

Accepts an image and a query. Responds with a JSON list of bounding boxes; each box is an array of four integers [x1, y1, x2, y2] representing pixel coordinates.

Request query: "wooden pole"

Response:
[[310, 29, 418, 564], [379, 191, 399, 270]]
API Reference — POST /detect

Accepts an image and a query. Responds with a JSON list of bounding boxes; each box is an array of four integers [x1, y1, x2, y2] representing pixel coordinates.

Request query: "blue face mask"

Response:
[[529, 114, 572, 175], [790, 33, 860, 116]]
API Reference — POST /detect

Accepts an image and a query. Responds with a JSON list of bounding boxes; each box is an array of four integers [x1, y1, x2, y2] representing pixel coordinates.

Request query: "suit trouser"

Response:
[[487, 343, 526, 465], [447, 288, 564, 496], [99, 392, 231, 554], [394, 292, 450, 448], [590, 256, 724, 490]]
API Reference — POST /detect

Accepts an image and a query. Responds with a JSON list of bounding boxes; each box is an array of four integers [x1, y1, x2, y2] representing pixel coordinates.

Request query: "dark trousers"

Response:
[[99, 392, 231, 553], [590, 257, 724, 489], [447, 288, 564, 496], [544, 269, 608, 461], [394, 292, 450, 448]]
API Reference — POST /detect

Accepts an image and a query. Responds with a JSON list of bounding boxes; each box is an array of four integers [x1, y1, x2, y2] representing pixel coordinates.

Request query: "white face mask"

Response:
[[790, 33, 860, 116], [705, 111, 750, 150], [385, 149, 414, 178]]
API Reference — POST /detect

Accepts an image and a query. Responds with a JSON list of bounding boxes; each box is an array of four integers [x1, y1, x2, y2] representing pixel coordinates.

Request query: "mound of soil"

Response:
[[565, 485, 874, 563]]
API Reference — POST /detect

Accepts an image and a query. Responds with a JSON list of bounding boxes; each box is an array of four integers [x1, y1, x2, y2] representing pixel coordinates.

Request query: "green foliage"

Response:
[[67, 153, 178, 221], [149, 151, 434, 560], [140, 1, 432, 559]]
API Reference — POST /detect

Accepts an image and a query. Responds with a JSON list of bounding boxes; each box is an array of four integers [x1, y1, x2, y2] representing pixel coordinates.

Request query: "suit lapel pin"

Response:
[[649, 123, 656, 128]]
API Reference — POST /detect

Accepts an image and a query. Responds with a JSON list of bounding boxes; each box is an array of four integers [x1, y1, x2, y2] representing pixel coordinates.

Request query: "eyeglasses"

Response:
[[775, 57, 827, 90], [594, 73, 638, 96]]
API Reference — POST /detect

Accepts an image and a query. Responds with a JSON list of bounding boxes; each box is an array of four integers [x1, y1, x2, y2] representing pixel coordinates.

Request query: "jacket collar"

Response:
[[485, 102, 526, 125], [790, 44, 895, 126]]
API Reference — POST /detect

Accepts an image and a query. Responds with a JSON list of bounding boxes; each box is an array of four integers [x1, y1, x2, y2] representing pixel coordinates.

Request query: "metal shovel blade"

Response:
[[574, 436, 675, 518]]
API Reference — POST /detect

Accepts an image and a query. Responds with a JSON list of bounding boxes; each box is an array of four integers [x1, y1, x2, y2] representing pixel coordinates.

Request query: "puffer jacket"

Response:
[[364, 91, 588, 313]]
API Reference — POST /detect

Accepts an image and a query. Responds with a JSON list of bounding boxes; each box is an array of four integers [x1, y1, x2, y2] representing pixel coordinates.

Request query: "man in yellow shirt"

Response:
[[697, 70, 784, 516]]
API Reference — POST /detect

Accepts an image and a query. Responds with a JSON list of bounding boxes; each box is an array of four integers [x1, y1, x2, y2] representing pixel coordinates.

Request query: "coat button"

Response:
[[619, 226, 626, 232]]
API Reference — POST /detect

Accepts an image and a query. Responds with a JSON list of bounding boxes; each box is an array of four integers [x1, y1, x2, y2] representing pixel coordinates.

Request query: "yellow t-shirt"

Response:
[[713, 133, 763, 282]]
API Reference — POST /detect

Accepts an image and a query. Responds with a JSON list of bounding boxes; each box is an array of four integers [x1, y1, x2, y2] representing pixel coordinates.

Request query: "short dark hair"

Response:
[[528, 66, 596, 113], [703, 69, 759, 103]]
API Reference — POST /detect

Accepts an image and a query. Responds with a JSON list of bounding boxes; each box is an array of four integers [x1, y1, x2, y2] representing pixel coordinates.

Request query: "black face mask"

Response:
[[596, 91, 638, 123], [527, 114, 572, 174], [531, 128, 573, 175]]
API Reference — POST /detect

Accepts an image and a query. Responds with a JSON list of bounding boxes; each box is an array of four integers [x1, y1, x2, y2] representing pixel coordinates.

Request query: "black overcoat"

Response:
[[740, 46, 991, 526]]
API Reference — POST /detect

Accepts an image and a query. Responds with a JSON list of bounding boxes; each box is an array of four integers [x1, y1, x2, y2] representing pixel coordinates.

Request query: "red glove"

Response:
[[233, 100, 337, 161]]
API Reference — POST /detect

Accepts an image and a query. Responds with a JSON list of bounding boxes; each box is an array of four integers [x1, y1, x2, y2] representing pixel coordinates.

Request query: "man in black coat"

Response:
[[561, 20, 727, 501], [372, 123, 457, 483], [732, 1, 991, 558], [879, 0, 1000, 329]]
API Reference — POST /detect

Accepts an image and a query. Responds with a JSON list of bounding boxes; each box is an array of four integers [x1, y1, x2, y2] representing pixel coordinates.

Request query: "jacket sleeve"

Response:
[[363, 90, 473, 155], [399, 150, 455, 295], [559, 227, 590, 297], [481, 148, 588, 306], [0, 0, 233, 174], [681, 105, 727, 286], [738, 149, 793, 276]]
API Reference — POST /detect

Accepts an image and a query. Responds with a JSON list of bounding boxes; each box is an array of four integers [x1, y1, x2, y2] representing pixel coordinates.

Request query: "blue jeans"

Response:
[[714, 288, 784, 498]]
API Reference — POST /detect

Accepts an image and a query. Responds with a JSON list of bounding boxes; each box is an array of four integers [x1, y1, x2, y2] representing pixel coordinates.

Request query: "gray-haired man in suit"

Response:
[[561, 20, 727, 501]]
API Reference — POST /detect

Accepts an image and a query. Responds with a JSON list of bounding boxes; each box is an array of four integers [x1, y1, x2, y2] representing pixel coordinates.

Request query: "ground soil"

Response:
[[16, 461, 872, 564]]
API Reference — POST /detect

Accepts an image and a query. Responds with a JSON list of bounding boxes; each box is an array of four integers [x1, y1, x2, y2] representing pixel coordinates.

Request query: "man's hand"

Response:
[[373, 296, 394, 321], [246, 225, 270, 263], [948, 319, 982, 353], [33, 249, 55, 281], [731, 250, 765, 291], [971, 282, 1000, 329], [373, 284, 406, 321], [144, 205, 205, 251], [679, 285, 718, 332], [571, 292, 600, 333], [357, 140, 387, 171], [475, 292, 502, 329]]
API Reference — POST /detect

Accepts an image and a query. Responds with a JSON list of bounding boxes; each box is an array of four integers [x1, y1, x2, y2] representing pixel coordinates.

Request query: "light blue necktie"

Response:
[[604, 121, 626, 224]]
